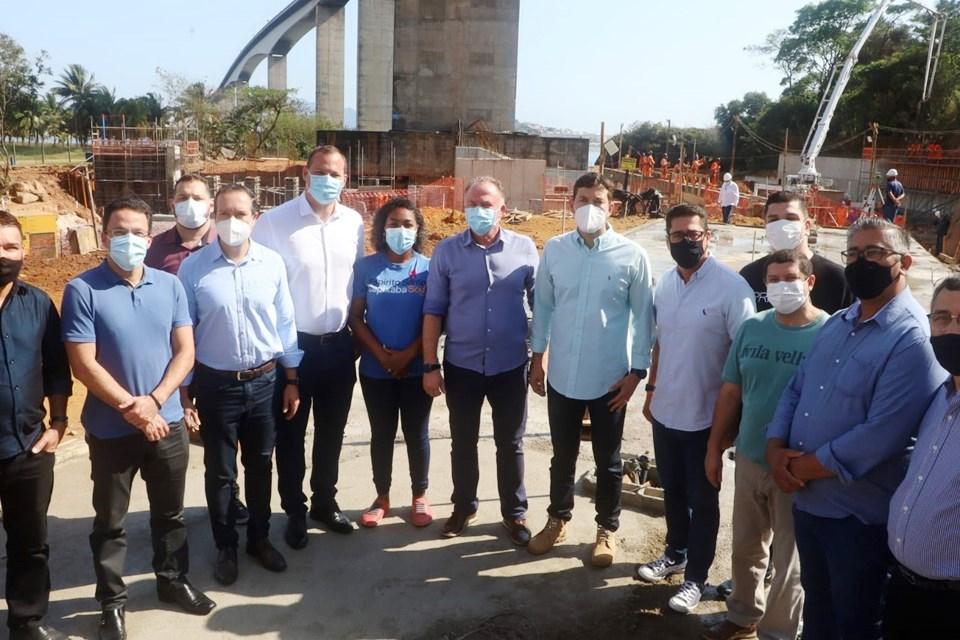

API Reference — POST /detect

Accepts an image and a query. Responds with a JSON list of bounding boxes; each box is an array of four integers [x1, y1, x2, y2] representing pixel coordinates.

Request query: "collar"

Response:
[[841, 287, 911, 328], [460, 228, 504, 248], [298, 193, 341, 220], [675, 255, 715, 282], [573, 226, 615, 250], [169, 224, 216, 247], [98, 260, 155, 287], [209, 240, 261, 265]]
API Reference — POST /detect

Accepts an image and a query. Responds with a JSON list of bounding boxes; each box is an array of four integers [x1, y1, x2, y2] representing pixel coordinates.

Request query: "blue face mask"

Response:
[[385, 227, 417, 255], [308, 174, 343, 204], [465, 206, 497, 236], [109, 233, 148, 271]]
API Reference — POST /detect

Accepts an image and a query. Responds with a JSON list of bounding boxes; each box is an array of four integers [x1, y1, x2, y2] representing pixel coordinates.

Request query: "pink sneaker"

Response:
[[360, 496, 389, 527], [411, 494, 433, 527]]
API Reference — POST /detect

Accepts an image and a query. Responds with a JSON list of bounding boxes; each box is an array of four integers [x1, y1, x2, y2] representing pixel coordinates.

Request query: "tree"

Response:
[[53, 63, 102, 144], [218, 87, 294, 158], [0, 33, 47, 180]]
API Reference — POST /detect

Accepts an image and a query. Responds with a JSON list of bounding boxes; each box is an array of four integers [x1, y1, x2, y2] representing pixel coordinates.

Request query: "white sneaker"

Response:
[[634, 554, 688, 583], [668, 580, 703, 614]]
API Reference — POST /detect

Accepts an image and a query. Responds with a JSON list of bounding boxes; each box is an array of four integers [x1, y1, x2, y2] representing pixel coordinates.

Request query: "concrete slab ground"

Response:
[[2, 220, 954, 639]]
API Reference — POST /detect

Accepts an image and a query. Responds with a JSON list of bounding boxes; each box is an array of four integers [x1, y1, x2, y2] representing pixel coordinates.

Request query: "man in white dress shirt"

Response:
[[252, 145, 365, 548]]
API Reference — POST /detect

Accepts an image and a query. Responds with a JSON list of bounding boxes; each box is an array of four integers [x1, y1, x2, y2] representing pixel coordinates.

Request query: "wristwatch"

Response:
[[284, 378, 300, 386], [423, 363, 443, 373], [630, 368, 648, 380], [645, 383, 656, 392]]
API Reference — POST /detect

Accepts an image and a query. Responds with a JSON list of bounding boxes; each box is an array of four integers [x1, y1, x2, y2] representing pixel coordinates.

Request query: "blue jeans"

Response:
[[195, 365, 277, 549], [546, 384, 624, 531], [722, 205, 733, 223], [359, 375, 432, 496], [443, 361, 528, 520], [651, 419, 719, 585], [792, 508, 889, 640]]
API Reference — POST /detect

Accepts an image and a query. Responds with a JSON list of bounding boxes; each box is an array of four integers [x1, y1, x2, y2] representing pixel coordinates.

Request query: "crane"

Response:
[[795, 0, 946, 186]]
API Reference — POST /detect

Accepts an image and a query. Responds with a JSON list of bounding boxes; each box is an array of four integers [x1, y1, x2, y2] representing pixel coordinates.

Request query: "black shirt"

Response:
[[0, 281, 72, 459], [739, 253, 854, 314]]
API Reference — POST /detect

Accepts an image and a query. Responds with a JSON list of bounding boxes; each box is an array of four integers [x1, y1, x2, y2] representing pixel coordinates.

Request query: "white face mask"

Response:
[[767, 280, 808, 315], [174, 198, 210, 229], [216, 217, 252, 247], [766, 219, 804, 251], [574, 204, 608, 235]]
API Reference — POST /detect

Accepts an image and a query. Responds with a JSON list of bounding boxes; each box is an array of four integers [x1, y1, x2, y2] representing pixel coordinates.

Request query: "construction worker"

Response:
[[719, 173, 739, 224], [883, 169, 905, 223], [710, 159, 721, 186], [660, 155, 670, 180]]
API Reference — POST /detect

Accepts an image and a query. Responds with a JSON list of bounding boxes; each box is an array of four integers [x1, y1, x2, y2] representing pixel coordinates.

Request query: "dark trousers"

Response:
[[651, 419, 720, 585], [277, 331, 356, 516], [0, 450, 54, 630], [792, 508, 889, 640], [882, 566, 960, 639], [546, 385, 624, 531], [87, 423, 189, 609], [359, 375, 432, 496], [444, 361, 527, 520], [195, 366, 277, 549], [722, 205, 733, 223]]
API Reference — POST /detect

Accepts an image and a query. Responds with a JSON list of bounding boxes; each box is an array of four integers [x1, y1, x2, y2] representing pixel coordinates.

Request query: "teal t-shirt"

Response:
[[721, 308, 828, 468]]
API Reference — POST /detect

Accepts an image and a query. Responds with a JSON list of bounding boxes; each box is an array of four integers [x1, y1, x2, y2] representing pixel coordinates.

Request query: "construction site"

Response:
[[3, 0, 960, 638]]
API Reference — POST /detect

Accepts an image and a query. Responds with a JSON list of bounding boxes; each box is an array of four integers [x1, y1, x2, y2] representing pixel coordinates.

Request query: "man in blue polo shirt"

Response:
[[62, 197, 215, 640]]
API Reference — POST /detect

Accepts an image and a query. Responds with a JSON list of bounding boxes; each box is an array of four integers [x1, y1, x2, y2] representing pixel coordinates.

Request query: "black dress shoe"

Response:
[[98, 607, 125, 640], [441, 509, 478, 538], [502, 518, 532, 546], [157, 578, 216, 615], [284, 514, 308, 549], [10, 623, 68, 640], [309, 505, 354, 534], [247, 539, 288, 572], [229, 491, 250, 526], [214, 547, 238, 585]]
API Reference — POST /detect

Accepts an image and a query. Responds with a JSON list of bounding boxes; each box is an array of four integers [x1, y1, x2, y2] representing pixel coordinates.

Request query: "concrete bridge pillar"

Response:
[[267, 53, 288, 90], [357, 0, 395, 131], [316, 4, 345, 126]]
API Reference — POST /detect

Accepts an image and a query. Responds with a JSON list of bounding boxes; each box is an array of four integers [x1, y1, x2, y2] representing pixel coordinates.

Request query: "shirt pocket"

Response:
[[694, 305, 728, 335], [834, 352, 880, 398]]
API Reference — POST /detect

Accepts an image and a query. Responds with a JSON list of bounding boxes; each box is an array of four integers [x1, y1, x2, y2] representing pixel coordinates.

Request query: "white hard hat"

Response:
[[722, 172, 732, 182], [886, 168, 898, 177]]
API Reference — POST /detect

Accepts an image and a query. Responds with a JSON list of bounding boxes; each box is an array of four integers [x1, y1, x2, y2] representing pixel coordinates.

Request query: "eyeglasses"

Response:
[[840, 247, 902, 263], [928, 311, 960, 330], [668, 230, 706, 243]]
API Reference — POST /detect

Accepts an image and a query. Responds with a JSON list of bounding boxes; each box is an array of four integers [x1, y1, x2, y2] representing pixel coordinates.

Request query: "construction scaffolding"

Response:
[[90, 119, 199, 215]]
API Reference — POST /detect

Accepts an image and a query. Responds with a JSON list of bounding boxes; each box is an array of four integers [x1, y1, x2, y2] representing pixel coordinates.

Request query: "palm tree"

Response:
[[53, 64, 101, 144]]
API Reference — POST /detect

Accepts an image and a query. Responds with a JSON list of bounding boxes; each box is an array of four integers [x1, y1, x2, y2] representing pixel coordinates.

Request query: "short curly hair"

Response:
[[371, 197, 426, 254]]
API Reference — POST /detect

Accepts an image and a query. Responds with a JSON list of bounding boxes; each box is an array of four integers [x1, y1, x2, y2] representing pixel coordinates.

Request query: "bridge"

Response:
[[219, 0, 393, 130], [219, 0, 519, 134]]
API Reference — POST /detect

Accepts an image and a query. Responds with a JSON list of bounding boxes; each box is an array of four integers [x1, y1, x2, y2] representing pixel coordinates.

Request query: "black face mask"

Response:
[[670, 239, 704, 270], [844, 257, 896, 300], [931, 334, 960, 376], [0, 258, 21, 286]]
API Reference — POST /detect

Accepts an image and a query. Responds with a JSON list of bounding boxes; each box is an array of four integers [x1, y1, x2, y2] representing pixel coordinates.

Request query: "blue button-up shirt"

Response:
[[888, 378, 960, 580], [767, 288, 944, 524], [178, 240, 303, 376], [531, 229, 654, 400], [423, 228, 538, 376], [62, 263, 193, 439], [0, 282, 72, 459]]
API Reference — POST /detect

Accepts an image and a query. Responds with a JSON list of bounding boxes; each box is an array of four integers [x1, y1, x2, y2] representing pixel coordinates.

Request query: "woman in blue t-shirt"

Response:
[[349, 198, 433, 528]]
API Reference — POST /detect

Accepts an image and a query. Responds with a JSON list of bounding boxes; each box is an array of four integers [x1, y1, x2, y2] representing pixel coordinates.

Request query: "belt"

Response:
[[300, 327, 351, 346], [197, 360, 276, 382], [897, 563, 960, 592]]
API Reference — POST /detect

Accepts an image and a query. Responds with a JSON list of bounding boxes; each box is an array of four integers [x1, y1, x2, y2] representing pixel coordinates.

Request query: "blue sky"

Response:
[[6, 0, 812, 133]]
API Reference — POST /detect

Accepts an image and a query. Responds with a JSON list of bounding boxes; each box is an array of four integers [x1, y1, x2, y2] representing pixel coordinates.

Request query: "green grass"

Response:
[[3, 144, 90, 167]]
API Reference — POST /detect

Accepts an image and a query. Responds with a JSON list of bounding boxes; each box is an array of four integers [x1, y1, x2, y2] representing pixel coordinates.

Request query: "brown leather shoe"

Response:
[[702, 620, 758, 640], [528, 516, 566, 555]]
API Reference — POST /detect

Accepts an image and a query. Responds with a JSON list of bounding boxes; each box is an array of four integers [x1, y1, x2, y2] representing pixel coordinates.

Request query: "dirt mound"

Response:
[[3, 166, 94, 222]]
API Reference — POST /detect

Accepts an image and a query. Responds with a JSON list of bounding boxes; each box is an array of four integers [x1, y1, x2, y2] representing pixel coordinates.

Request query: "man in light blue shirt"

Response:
[[634, 204, 755, 615], [766, 217, 942, 639], [526, 173, 653, 568], [178, 184, 302, 587]]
